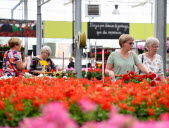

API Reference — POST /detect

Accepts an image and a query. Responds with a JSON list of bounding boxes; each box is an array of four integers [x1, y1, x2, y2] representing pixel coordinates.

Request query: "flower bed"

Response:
[[6, 101, 169, 128], [0, 31, 36, 37], [0, 44, 25, 52], [90, 50, 110, 60], [82, 68, 106, 80], [0, 73, 168, 127]]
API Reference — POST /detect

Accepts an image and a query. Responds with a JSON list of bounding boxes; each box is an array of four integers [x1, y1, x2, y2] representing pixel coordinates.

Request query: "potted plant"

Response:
[[21, 47, 25, 53], [90, 50, 110, 60], [0, 44, 10, 51], [137, 44, 144, 54]]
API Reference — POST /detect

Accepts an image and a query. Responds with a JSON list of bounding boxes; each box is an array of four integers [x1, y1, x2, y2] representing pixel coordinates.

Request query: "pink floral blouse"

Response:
[[3, 50, 22, 76]]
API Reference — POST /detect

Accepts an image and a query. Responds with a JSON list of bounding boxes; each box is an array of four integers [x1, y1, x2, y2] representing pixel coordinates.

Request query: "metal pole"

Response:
[[72, 0, 75, 56], [85, 48, 88, 69], [154, 0, 167, 76], [38, 0, 51, 6], [102, 49, 105, 83], [74, 0, 82, 78], [95, 41, 97, 68], [36, 0, 42, 55], [24, 0, 28, 56], [11, 0, 23, 19], [36, 0, 51, 56]]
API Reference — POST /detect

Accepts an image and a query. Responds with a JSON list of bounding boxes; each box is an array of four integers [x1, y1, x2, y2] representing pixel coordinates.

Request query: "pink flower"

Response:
[[42, 102, 78, 128], [108, 111, 134, 128], [66, 67, 74, 71], [19, 102, 78, 128], [19, 117, 55, 128], [138, 44, 144, 50], [78, 98, 97, 112], [167, 41, 169, 50], [166, 69, 169, 72], [159, 112, 169, 121]]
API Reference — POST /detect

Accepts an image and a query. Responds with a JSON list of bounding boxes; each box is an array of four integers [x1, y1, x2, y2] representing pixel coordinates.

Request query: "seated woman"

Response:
[[29, 45, 57, 75], [3, 37, 28, 76], [67, 57, 74, 68]]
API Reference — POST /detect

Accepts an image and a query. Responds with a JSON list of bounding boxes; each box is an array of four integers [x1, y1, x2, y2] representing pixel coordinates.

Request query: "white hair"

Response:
[[40, 45, 52, 55], [145, 37, 160, 47]]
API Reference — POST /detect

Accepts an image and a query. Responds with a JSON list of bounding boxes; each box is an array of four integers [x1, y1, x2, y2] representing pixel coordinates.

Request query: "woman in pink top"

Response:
[[3, 37, 28, 76]]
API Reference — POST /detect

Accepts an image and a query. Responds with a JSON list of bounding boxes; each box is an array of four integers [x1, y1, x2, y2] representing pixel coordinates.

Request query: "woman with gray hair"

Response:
[[29, 45, 57, 75], [137, 37, 165, 81]]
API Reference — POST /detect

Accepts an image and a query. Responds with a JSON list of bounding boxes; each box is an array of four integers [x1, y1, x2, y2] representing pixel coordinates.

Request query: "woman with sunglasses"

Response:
[[105, 34, 149, 81], [29, 45, 57, 75], [137, 37, 165, 82]]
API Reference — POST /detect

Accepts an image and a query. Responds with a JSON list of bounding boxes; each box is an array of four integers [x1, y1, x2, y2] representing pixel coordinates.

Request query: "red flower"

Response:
[[158, 97, 169, 107], [22, 69, 29, 73], [5, 112, 13, 121], [150, 81, 156, 86], [147, 108, 155, 116], [0, 101, 5, 110], [50, 69, 56, 72], [156, 77, 161, 81], [146, 72, 156, 80], [122, 74, 130, 81], [118, 103, 128, 109], [14, 102, 24, 111]]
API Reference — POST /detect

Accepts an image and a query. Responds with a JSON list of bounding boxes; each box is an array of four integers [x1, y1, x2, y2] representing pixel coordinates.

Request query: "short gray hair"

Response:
[[40, 45, 52, 55], [145, 37, 159, 47]]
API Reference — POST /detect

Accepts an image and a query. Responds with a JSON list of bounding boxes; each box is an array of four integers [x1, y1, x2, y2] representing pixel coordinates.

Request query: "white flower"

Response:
[[0, 74, 12, 79], [24, 72, 32, 78], [38, 74, 44, 77], [63, 76, 67, 79]]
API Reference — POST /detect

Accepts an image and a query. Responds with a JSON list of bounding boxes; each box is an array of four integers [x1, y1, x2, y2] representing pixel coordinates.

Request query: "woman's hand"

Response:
[[23, 57, 28, 69], [108, 71, 115, 79], [35, 71, 44, 74], [58, 68, 64, 71], [105, 64, 115, 79], [24, 57, 28, 63]]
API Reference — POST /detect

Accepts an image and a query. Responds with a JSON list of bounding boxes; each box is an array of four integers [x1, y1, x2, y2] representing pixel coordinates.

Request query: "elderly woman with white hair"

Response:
[[137, 37, 165, 82], [29, 45, 57, 75]]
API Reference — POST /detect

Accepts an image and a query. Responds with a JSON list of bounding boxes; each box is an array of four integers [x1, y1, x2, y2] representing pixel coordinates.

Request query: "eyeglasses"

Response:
[[151, 46, 160, 48], [43, 52, 50, 55], [128, 42, 134, 45]]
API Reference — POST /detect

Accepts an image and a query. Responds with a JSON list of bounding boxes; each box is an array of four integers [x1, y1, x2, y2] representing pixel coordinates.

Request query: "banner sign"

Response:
[[0, 19, 38, 37], [88, 22, 129, 39]]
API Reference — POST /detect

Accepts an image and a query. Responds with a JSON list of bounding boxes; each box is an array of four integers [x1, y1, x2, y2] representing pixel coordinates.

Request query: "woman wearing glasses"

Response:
[[29, 45, 57, 75], [105, 34, 149, 81], [137, 37, 165, 82]]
